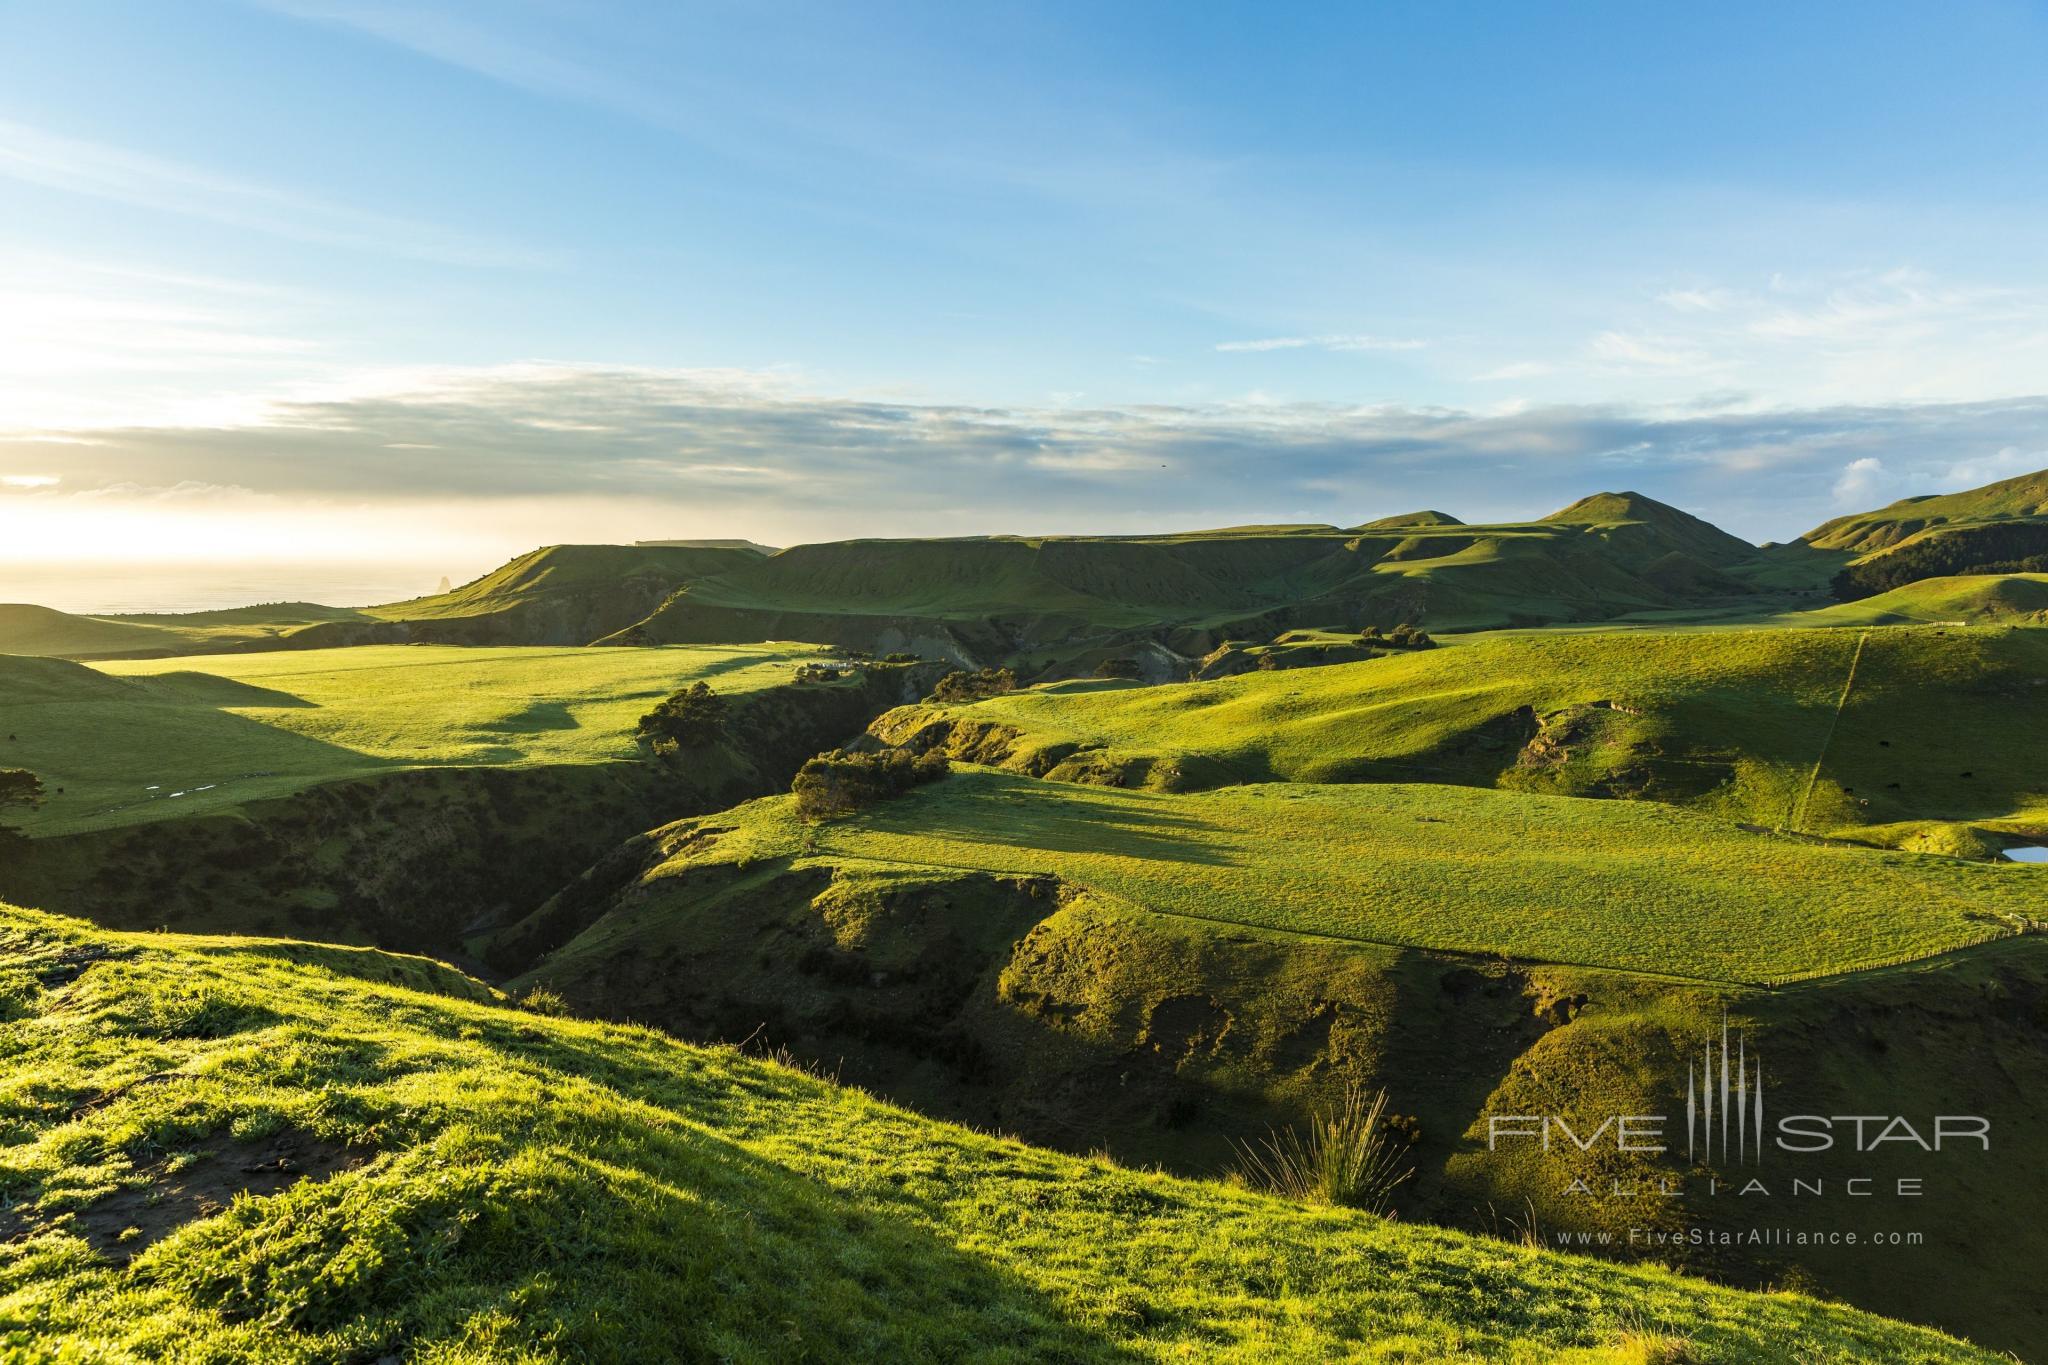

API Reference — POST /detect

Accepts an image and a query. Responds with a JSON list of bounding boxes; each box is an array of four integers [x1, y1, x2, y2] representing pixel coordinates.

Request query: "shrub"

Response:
[[792, 663, 844, 683], [1232, 1084, 1414, 1213], [930, 668, 1018, 703], [881, 652, 922, 664], [1092, 658, 1142, 680], [791, 749, 949, 820], [635, 683, 727, 749]]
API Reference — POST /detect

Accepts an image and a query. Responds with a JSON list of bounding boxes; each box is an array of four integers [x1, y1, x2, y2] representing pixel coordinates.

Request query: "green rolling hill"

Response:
[[607, 491, 1782, 668], [1759, 467, 2048, 602], [0, 902, 2004, 1363], [0, 646, 939, 957], [1800, 467, 2048, 555], [495, 775, 2047, 1354], [0, 545, 760, 660], [869, 625, 2048, 855], [2, 644, 822, 836]]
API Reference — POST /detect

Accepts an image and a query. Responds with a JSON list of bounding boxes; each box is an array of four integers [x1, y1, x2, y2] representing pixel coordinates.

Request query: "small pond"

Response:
[[2003, 845, 2047, 864]]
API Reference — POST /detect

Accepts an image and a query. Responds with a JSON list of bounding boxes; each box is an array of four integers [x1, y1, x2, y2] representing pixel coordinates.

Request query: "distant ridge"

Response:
[[637, 538, 779, 555], [1356, 510, 1463, 530], [1799, 466, 2048, 554]]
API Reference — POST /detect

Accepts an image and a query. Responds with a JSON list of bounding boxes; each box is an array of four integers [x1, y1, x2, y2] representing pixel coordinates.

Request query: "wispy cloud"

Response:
[[7, 364, 2044, 545], [1587, 330, 1720, 374], [0, 119, 547, 267], [1214, 334, 1426, 354], [1471, 361, 1556, 382]]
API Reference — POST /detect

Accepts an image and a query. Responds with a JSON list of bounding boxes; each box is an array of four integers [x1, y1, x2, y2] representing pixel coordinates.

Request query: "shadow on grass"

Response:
[[864, 773, 1244, 867]]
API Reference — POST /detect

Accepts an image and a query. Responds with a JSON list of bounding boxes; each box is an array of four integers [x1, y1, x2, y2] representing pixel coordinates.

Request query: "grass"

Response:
[[1772, 573, 2048, 627], [1232, 1085, 1414, 1212], [2, 643, 827, 835], [0, 903, 1997, 1363], [0, 603, 370, 660], [610, 768, 2038, 984], [875, 625, 2048, 850], [618, 492, 1790, 651], [365, 543, 754, 622]]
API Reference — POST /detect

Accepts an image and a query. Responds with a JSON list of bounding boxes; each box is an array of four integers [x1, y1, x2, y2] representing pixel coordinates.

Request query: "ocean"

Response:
[[0, 562, 475, 616]]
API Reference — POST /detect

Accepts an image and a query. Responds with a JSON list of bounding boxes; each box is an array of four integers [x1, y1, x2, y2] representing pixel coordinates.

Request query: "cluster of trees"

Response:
[[1830, 522, 2048, 601], [1092, 657, 1143, 680], [792, 663, 845, 683], [791, 748, 949, 820], [931, 667, 1018, 703], [1359, 624, 1437, 649], [635, 682, 728, 752]]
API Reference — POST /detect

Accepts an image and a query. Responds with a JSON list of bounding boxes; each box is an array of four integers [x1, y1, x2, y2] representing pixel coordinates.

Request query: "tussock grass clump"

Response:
[[1233, 1084, 1414, 1213]]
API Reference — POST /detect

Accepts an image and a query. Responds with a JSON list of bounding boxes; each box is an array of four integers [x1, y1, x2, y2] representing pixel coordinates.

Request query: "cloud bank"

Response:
[[3, 364, 2044, 557]]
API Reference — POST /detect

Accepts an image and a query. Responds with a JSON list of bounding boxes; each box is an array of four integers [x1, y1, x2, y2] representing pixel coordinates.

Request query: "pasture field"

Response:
[[0, 902, 1997, 1363], [876, 625, 2048, 850], [636, 768, 2038, 984], [2, 643, 825, 835]]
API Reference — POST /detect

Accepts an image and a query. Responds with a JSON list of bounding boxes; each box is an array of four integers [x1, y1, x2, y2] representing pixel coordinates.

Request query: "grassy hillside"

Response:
[[0, 903, 1997, 1362], [0, 603, 373, 661], [510, 838, 2048, 1356], [0, 545, 753, 661], [611, 493, 1778, 667], [522, 768, 2037, 985], [1800, 467, 2048, 554], [364, 543, 758, 640], [1777, 573, 2048, 627], [4, 644, 824, 836], [1, 657, 939, 959], [872, 626, 2048, 852]]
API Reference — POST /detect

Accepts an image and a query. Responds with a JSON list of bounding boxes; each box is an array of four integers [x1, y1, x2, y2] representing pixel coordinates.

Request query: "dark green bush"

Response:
[[1093, 658, 1142, 680], [930, 668, 1018, 703], [791, 749, 950, 820], [635, 683, 727, 749]]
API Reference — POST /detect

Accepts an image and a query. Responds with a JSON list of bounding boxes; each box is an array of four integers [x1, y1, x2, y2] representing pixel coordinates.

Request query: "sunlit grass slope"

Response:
[[0, 904, 1995, 1363], [1800, 467, 2048, 554], [3, 644, 824, 835], [626, 770, 2035, 983], [0, 603, 372, 660], [1775, 573, 2048, 627], [874, 626, 2048, 849], [366, 543, 755, 622], [619, 491, 1781, 650]]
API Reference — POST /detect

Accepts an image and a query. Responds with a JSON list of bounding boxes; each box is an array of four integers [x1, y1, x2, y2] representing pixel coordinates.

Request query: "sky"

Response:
[[4, 0, 2048, 604]]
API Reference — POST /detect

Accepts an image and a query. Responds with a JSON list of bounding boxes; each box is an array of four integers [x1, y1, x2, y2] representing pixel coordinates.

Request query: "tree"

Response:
[[636, 682, 728, 750], [1093, 657, 1142, 680]]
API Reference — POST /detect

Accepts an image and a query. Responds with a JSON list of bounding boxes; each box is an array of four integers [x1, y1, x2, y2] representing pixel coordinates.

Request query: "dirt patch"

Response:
[[36, 1131, 369, 1262]]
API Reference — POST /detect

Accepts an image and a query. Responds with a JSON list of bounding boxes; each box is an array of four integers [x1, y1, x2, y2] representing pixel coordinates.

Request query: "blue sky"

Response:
[[3, 0, 2047, 584]]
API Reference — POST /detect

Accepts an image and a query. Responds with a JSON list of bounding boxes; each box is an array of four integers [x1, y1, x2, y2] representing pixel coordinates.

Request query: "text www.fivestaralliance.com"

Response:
[[1555, 1228, 1926, 1249]]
